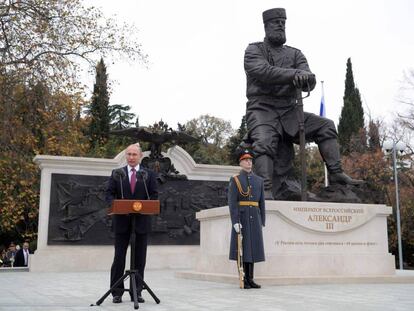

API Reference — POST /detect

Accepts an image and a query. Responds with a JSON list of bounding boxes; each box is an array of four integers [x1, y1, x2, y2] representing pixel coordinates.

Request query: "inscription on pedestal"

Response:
[[275, 240, 378, 247], [278, 205, 379, 232]]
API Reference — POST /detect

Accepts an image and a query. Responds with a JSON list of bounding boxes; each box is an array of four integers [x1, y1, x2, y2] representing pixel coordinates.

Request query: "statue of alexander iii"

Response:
[[243, 8, 363, 200]]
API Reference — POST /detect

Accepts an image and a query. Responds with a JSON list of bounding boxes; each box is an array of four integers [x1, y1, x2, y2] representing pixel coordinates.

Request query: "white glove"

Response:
[[233, 223, 242, 233]]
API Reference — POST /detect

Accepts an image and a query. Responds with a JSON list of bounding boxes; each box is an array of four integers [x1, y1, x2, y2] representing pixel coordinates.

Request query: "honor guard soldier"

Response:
[[228, 149, 266, 289]]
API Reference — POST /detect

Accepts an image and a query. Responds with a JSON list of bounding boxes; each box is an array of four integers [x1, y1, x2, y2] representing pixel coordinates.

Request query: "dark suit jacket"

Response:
[[106, 166, 158, 234], [14, 249, 28, 267]]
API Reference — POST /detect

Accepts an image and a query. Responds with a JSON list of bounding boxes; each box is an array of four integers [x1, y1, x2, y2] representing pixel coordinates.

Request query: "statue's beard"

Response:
[[265, 30, 286, 46]]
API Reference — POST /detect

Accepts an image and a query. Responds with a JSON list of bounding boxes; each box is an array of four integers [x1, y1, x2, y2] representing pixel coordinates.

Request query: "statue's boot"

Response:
[[254, 155, 274, 200], [318, 139, 365, 186], [329, 172, 365, 185]]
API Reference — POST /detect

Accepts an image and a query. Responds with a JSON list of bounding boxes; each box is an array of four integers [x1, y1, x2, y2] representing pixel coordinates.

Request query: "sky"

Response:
[[83, 0, 414, 131]]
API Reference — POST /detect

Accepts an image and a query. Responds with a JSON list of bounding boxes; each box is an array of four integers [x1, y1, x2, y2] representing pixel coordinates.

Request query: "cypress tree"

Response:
[[367, 120, 381, 151], [227, 115, 247, 164], [87, 58, 110, 147], [338, 58, 365, 154]]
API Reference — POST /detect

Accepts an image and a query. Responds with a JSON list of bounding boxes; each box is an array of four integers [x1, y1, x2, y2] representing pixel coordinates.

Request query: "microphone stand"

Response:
[[128, 169, 159, 309], [138, 170, 150, 200], [119, 177, 124, 199]]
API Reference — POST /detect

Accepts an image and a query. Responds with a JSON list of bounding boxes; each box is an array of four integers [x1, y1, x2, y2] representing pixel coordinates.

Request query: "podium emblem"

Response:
[[132, 201, 143, 212]]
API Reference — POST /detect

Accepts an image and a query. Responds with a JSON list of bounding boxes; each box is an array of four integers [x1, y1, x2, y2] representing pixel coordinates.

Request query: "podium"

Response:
[[95, 200, 161, 309], [108, 199, 160, 215]]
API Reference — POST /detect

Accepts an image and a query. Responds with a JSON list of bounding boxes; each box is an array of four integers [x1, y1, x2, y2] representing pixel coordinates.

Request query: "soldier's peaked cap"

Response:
[[262, 8, 286, 23], [238, 149, 254, 162]]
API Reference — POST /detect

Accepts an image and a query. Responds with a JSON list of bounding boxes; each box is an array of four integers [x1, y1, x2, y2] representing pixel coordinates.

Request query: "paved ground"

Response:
[[1, 269, 414, 311]]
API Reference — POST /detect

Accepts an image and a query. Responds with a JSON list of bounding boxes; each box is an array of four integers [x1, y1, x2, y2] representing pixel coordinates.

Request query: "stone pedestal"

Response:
[[30, 245, 199, 272], [179, 201, 397, 284]]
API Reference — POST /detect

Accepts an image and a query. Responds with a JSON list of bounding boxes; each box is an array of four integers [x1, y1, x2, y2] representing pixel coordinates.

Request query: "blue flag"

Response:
[[319, 83, 326, 117]]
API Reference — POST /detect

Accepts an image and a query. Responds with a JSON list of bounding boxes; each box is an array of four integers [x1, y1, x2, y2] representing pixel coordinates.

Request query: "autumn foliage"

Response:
[[0, 0, 146, 246], [0, 81, 89, 242], [327, 148, 414, 268]]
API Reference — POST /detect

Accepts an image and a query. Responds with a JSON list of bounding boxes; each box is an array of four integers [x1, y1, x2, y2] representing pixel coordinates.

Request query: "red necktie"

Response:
[[130, 168, 136, 193]]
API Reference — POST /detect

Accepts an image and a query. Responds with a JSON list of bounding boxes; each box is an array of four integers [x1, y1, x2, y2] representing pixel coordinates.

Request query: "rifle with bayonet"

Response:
[[236, 225, 244, 289]]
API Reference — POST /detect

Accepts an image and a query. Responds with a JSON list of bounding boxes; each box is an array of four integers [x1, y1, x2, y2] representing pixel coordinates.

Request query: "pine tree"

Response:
[[109, 104, 135, 129], [338, 58, 365, 154], [87, 58, 110, 147]]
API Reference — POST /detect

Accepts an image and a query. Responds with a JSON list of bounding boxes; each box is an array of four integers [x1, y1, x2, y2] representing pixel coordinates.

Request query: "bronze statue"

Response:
[[243, 8, 363, 200]]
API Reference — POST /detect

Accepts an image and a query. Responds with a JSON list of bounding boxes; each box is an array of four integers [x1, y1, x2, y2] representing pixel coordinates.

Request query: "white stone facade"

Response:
[[31, 145, 396, 282], [30, 146, 239, 272]]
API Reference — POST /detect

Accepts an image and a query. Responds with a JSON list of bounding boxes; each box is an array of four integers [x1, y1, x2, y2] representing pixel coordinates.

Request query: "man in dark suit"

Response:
[[14, 241, 30, 267], [106, 143, 158, 304]]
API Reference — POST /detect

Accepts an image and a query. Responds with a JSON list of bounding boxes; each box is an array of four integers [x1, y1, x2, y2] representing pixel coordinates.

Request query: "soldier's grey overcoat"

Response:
[[229, 170, 266, 263]]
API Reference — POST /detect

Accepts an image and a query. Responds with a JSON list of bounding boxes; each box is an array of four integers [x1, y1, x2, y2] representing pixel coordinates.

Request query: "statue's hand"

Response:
[[293, 71, 315, 90], [307, 73, 316, 87], [293, 71, 307, 88]]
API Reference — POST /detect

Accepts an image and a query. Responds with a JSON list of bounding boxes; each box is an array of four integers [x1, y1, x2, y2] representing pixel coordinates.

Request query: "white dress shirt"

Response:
[[23, 249, 29, 266]]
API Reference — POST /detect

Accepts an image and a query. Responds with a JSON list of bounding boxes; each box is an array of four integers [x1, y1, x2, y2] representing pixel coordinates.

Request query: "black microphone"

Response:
[[113, 168, 126, 199], [137, 169, 150, 200]]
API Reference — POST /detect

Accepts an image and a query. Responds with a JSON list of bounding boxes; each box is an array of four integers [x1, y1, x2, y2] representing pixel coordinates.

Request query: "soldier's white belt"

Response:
[[238, 201, 259, 207]]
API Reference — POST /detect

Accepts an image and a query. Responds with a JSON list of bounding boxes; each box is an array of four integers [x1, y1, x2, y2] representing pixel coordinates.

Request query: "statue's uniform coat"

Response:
[[244, 41, 337, 147], [228, 170, 266, 263]]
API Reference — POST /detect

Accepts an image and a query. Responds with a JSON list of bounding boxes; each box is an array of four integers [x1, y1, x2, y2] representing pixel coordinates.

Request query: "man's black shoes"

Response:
[[112, 296, 122, 303], [137, 295, 145, 303], [130, 295, 145, 303]]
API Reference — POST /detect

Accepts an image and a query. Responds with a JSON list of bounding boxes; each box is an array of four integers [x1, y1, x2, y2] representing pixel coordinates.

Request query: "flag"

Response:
[[319, 82, 326, 117], [319, 81, 328, 187]]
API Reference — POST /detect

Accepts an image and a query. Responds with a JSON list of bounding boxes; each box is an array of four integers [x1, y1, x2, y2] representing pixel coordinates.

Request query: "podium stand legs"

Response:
[[94, 216, 160, 309], [94, 269, 160, 309]]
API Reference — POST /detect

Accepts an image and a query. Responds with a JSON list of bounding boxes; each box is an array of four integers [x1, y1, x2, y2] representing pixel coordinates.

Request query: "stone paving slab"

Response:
[[177, 269, 414, 285], [1, 269, 414, 311]]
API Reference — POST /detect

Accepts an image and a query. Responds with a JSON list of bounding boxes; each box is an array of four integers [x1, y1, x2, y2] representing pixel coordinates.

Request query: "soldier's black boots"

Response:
[[243, 262, 250, 289], [244, 263, 261, 289]]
